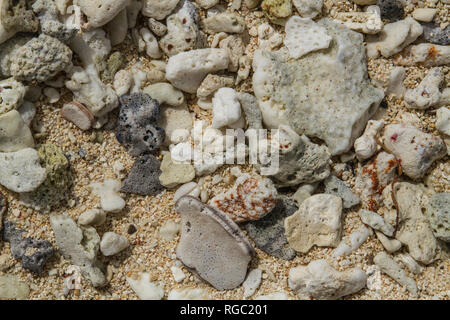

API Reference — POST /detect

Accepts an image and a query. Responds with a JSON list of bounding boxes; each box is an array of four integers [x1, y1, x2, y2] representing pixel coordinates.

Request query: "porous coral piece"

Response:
[[65, 65, 118, 117], [253, 19, 384, 155], [289, 259, 367, 299], [32, 0, 78, 42], [0, 0, 38, 44], [10, 34, 73, 82]]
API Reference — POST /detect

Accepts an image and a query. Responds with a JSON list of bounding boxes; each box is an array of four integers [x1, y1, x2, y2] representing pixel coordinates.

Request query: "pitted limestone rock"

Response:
[[284, 16, 331, 59], [9, 34, 73, 82], [159, 0, 201, 57], [425, 193, 450, 243], [262, 0, 293, 25], [354, 151, 398, 211], [0, 0, 39, 45], [65, 65, 119, 117], [289, 259, 367, 299], [285, 194, 343, 253], [394, 182, 438, 265], [253, 19, 384, 155], [404, 68, 443, 110], [0, 35, 32, 78], [258, 125, 330, 187], [293, 0, 323, 19], [32, 0, 78, 42], [50, 214, 106, 287], [78, 0, 130, 28], [0, 77, 26, 115]]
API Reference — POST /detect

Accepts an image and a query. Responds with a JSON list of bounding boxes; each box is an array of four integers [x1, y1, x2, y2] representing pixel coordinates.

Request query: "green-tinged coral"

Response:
[[96, 52, 124, 83], [20, 144, 72, 212], [2, 0, 39, 33], [261, 0, 292, 25]]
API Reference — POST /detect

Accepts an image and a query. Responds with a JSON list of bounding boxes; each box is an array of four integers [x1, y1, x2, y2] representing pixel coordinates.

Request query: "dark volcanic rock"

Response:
[[116, 93, 165, 157], [377, 0, 404, 22], [245, 197, 298, 260], [121, 154, 165, 196], [422, 23, 449, 46], [3, 221, 54, 274]]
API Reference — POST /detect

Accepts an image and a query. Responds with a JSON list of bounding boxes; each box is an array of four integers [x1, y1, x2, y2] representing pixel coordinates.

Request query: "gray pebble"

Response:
[[245, 197, 298, 260], [121, 154, 165, 196], [238, 92, 263, 130], [9, 34, 73, 82], [324, 175, 360, 209]]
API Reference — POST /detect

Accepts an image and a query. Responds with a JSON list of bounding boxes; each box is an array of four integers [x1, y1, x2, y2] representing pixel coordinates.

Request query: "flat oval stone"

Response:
[[176, 196, 254, 290]]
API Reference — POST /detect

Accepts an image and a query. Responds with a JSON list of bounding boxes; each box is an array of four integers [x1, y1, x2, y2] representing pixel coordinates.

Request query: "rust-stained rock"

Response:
[[209, 173, 278, 222]]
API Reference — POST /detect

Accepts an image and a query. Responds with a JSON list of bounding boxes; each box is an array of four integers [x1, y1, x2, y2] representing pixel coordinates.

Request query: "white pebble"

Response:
[[126, 273, 164, 300], [436, 107, 450, 136], [159, 220, 180, 241], [242, 269, 262, 298], [100, 232, 130, 256], [173, 182, 200, 203], [354, 120, 383, 161], [140, 27, 162, 59], [90, 179, 125, 213], [113, 70, 133, 96], [212, 88, 242, 128], [170, 266, 186, 283]]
